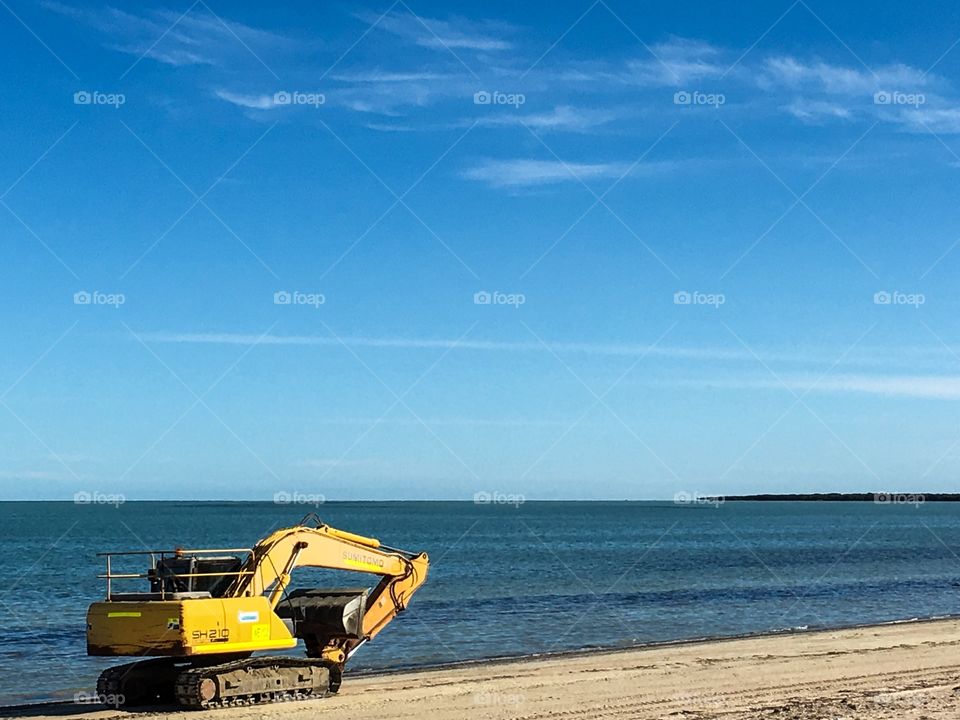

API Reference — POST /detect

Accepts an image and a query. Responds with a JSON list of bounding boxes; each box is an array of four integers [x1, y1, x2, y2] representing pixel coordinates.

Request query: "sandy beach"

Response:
[[8, 618, 960, 720]]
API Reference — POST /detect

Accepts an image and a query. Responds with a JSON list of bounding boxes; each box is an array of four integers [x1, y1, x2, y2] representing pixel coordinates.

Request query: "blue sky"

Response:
[[1, 0, 960, 500]]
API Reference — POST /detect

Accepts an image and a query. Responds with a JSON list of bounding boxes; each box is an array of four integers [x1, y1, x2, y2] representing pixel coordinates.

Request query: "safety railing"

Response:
[[97, 548, 253, 600]]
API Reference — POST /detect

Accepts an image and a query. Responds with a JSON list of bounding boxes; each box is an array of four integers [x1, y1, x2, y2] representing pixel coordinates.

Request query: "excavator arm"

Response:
[[226, 517, 429, 653]]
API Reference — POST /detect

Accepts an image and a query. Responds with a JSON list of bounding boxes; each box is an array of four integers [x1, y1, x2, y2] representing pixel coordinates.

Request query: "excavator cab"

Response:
[[148, 555, 242, 597]]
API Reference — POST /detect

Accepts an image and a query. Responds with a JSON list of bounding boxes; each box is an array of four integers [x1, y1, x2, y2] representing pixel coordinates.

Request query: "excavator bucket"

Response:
[[277, 588, 368, 639]]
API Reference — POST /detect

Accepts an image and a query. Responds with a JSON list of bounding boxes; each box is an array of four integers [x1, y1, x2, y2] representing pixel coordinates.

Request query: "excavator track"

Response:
[[173, 656, 342, 709], [96, 658, 182, 706]]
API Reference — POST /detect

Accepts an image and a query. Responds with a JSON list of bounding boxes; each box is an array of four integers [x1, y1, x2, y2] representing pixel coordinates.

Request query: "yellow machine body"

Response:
[[87, 595, 296, 656]]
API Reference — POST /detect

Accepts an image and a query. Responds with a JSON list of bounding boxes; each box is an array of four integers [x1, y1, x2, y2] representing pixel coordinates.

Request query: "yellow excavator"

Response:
[[86, 514, 429, 709]]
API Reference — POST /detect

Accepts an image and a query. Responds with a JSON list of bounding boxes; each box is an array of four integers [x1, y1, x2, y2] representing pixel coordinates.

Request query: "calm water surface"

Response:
[[2, 500, 959, 704]]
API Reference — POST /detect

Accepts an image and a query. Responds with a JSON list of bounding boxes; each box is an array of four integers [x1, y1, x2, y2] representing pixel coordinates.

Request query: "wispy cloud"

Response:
[[461, 157, 685, 188], [43, 1, 295, 67], [552, 38, 727, 88], [895, 107, 960, 134], [140, 331, 848, 368], [476, 105, 620, 132], [138, 332, 960, 376], [140, 330, 751, 360], [215, 89, 282, 110], [295, 417, 574, 429], [756, 56, 953, 131], [630, 37, 726, 86], [671, 374, 960, 400], [783, 98, 853, 123], [461, 158, 629, 187], [331, 70, 456, 83], [809, 374, 960, 400], [361, 10, 514, 51], [761, 57, 929, 96]]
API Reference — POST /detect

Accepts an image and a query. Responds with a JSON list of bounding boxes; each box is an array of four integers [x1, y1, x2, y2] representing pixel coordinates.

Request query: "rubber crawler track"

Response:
[[174, 657, 342, 709]]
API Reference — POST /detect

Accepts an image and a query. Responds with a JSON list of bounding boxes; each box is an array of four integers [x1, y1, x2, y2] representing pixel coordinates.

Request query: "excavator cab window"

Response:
[[148, 556, 242, 597]]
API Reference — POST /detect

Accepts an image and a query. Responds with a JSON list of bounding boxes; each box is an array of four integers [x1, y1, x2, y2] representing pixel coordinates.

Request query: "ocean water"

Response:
[[2, 500, 960, 705]]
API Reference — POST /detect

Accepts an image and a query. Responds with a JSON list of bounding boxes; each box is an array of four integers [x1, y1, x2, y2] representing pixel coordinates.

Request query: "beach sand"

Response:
[[8, 618, 960, 719]]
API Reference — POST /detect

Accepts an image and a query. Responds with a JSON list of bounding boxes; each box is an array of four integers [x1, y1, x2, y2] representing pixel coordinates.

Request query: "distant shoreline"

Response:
[[723, 492, 958, 501]]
